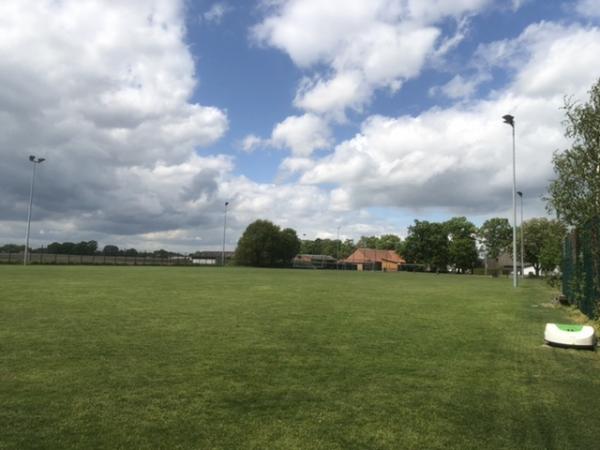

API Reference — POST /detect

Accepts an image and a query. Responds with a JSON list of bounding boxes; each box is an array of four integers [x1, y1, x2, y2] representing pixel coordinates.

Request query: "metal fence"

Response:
[[562, 219, 600, 318], [0, 252, 197, 266]]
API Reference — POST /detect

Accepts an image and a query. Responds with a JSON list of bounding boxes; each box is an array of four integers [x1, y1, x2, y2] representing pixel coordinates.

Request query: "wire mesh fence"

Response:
[[562, 219, 600, 318]]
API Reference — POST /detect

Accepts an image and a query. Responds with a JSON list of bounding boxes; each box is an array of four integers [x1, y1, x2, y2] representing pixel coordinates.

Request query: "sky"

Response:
[[2, 0, 600, 252]]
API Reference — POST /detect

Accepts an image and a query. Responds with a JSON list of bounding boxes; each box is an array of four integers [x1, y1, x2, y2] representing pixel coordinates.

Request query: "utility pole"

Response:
[[517, 191, 524, 279], [221, 201, 229, 266], [24, 155, 46, 265], [336, 226, 341, 270], [503, 114, 518, 288]]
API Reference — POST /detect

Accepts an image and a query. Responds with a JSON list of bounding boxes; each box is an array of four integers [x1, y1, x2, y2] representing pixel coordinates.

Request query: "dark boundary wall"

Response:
[[0, 252, 195, 266]]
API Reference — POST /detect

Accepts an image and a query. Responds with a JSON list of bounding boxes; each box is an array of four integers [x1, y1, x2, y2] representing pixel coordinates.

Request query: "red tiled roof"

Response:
[[343, 248, 405, 264]]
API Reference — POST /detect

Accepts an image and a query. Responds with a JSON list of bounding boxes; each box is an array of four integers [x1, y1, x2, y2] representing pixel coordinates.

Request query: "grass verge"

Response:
[[1, 266, 599, 449]]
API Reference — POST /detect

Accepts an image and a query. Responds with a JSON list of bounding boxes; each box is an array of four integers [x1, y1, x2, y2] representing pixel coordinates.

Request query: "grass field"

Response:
[[1, 266, 599, 449]]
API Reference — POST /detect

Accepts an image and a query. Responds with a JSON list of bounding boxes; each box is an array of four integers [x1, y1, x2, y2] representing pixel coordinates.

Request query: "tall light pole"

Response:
[[517, 191, 524, 279], [503, 114, 517, 288], [221, 201, 229, 266], [24, 155, 46, 265], [336, 226, 341, 270]]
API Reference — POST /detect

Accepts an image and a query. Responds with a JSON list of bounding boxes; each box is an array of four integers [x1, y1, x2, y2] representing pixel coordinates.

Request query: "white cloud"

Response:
[[270, 114, 332, 156], [295, 22, 600, 217], [430, 16, 472, 63], [203, 2, 232, 24], [0, 0, 390, 251], [475, 22, 600, 98], [294, 72, 371, 120], [430, 74, 490, 99], [278, 157, 315, 175], [241, 134, 264, 153], [512, 24, 600, 97], [575, 0, 600, 18], [241, 114, 332, 157], [511, 0, 531, 10], [253, 0, 489, 116], [0, 0, 230, 250]]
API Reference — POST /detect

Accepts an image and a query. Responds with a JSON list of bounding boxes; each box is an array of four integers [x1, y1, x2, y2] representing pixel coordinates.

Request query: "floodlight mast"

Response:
[[336, 225, 341, 270], [503, 114, 517, 288], [517, 191, 524, 279], [221, 201, 229, 266], [24, 155, 46, 265]]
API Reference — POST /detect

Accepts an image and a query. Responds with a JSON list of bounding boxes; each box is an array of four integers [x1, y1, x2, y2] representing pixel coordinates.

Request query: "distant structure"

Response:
[[293, 254, 337, 269], [192, 251, 235, 265], [485, 252, 525, 276], [343, 248, 405, 272]]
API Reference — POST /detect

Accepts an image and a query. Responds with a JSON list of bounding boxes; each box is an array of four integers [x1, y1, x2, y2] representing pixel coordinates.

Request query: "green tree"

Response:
[[47, 242, 76, 254], [102, 245, 119, 256], [47, 242, 62, 253], [299, 238, 355, 259], [547, 79, 600, 225], [522, 218, 566, 276], [448, 237, 479, 273], [87, 240, 98, 254], [319, 239, 337, 257], [278, 228, 301, 263], [340, 239, 356, 259], [357, 235, 379, 249], [479, 218, 512, 259], [539, 237, 563, 274], [153, 249, 171, 258], [123, 248, 138, 256], [445, 217, 477, 240], [62, 242, 77, 254], [311, 238, 324, 255], [376, 234, 402, 251], [0, 244, 25, 253], [403, 220, 449, 271], [445, 217, 478, 273], [355, 234, 402, 253], [235, 219, 300, 267], [300, 239, 315, 254], [74, 240, 97, 255]]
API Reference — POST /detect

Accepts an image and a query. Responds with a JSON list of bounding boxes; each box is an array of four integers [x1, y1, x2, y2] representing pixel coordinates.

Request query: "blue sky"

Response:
[[1, 0, 600, 251], [187, 0, 573, 179]]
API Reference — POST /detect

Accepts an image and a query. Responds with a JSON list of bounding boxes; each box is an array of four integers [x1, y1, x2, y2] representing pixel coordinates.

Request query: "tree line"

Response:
[[233, 216, 564, 273], [0, 214, 564, 273], [0, 242, 182, 258], [1, 215, 564, 273]]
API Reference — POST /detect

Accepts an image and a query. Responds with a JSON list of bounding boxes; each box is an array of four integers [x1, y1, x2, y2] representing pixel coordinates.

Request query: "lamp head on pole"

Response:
[[502, 114, 514, 127], [29, 155, 46, 163]]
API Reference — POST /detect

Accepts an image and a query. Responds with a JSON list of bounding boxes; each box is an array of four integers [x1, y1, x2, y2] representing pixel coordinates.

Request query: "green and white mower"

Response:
[[544, 323, 597, 349]]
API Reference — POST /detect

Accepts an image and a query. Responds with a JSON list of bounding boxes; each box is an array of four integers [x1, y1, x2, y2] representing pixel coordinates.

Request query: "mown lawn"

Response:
[[1, 266, 598, 449]]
